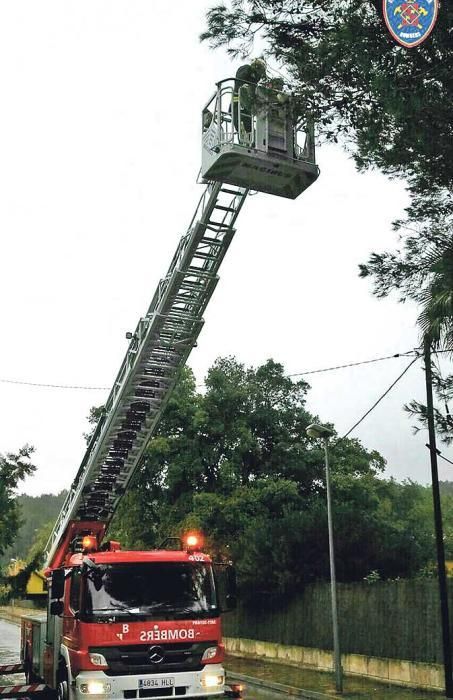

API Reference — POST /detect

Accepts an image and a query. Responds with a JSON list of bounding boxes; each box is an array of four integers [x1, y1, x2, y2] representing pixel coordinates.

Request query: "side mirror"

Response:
[[214, 563, 237, 613], [51, 569, 65, 600], [50, 600, 64, 616]]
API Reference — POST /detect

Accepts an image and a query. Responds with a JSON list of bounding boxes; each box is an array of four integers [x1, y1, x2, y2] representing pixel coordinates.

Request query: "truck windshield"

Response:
[[82, 562, 218, 621]]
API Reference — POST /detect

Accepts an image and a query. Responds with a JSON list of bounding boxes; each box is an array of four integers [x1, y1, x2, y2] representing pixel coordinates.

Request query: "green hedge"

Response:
[[223, 579, 449, 664]]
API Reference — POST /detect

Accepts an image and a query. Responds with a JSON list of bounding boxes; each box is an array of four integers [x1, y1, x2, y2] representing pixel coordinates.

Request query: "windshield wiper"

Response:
[[91, 602, 212, 619], [142, 602, 176, 611], [141, 603, 210, 617], [108, 602, 144, 617], [91, 603, 142, 618]]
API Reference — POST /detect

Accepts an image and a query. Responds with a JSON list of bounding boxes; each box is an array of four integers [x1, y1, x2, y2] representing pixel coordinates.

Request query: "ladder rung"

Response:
[[136, 374, 171, 383], [214, 205, 236, 213], [185, 267, 217, 279], [193, 251, 218, 261], [207, 220, 231, 229], [220, 187, 241, 195]]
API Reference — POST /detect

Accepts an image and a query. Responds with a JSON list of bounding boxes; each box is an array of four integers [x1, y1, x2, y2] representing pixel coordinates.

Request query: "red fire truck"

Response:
[[19, 73, 318, 700], [21, 530, 236, 700]]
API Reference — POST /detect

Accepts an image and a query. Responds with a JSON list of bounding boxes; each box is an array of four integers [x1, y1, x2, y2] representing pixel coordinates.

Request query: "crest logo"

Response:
[[383, 0, 439, 48]]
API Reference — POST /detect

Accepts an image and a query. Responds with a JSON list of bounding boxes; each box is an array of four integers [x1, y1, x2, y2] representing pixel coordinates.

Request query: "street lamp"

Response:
[[306, 423, 343, 694]]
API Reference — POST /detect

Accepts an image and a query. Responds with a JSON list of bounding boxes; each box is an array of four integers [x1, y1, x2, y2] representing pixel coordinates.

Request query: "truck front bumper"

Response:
[[74, 665, 225, 700]]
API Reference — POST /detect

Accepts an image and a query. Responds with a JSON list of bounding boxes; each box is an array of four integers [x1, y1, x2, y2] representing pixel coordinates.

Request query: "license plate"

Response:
[[138, 678, 175, 689]]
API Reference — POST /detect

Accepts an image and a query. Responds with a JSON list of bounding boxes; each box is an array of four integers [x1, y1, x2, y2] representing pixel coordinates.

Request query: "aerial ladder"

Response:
[[44, 75, 319, 570]]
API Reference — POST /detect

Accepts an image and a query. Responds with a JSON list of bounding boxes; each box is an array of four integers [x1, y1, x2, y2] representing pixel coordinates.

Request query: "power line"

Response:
[[0, 348, 420, 392], [0, 377, 109, 391], [339, 354, 421, 441], [288, 350, 416, 378], [426, 444, 453, 468], [195, 349, 417, 387]]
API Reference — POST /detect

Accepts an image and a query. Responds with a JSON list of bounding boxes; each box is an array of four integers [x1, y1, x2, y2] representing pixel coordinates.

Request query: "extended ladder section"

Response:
[[45, 181, 248, 567], [45, 75, 320, 569]]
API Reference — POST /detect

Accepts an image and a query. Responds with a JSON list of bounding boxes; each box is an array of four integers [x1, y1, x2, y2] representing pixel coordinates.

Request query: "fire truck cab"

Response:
[[21, 535, 236, 700]]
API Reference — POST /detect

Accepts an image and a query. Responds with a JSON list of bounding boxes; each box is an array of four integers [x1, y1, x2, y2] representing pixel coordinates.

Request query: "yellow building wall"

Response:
[[26, 571, 46, 595]]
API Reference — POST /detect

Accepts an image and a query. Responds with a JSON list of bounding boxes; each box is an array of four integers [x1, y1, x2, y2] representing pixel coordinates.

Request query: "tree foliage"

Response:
[[202, 1, 453, 197], [109, 358, 438, 600], [202, 0, 453, 440], [0, 446, 37, 556], [360, 201, 453, 347], [0, 490, 67, 566], [359, 213, 453, 440]]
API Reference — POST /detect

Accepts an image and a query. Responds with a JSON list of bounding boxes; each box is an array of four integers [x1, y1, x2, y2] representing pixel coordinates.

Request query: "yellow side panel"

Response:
[[26, 571, 46, 595]]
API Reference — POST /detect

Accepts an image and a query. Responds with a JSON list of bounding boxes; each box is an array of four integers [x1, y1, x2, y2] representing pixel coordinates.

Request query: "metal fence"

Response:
[[223, 579, 451, 664]]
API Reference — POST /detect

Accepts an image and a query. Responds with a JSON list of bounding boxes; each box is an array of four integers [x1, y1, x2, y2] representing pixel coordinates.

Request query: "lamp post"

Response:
[[306, 423, 343, 694]]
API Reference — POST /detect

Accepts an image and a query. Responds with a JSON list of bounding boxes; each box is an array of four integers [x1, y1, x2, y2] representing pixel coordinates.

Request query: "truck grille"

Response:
[[89, 641, 215, 676]]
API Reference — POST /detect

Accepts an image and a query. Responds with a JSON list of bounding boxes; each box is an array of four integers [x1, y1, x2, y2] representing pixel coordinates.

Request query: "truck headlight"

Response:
[[202, 646, 219, 662], [201, 674, 224, 688], [89, 653, 109, 668], [79, 681, 112, 694]]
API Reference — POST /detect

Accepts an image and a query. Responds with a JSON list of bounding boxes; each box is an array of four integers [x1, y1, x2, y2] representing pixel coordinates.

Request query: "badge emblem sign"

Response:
[[383, 0, 439, 48]]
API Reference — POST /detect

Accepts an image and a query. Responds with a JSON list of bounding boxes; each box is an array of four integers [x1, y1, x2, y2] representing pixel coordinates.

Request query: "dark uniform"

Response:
[[232, 60, 266, 137]]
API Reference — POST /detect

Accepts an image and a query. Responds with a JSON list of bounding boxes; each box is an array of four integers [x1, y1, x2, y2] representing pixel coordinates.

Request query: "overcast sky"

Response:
[[1, 1, 451, 497]]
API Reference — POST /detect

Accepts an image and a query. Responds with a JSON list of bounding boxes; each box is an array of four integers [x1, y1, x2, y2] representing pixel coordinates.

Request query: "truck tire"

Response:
[[56, 662, 69, 700]]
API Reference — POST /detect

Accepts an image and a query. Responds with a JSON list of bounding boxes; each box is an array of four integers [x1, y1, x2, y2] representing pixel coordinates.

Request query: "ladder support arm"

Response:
[[45, 181, 248, 568]]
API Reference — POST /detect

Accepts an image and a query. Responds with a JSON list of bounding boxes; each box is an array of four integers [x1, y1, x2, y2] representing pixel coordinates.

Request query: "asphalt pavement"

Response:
[[0, 618, 25, 686]]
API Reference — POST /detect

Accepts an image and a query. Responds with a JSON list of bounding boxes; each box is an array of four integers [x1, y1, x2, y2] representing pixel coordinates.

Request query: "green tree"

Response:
[[0, 446, 36, 556], [0, 490, 67, 566], [109, 357, 433, 598], [359, 220, 453, 440], [25, 520, 55, 566], [201, 1, 453, 197], [439, 482, 453, 560], [360, 215, 453, 351], [202, 1, 453, 441]]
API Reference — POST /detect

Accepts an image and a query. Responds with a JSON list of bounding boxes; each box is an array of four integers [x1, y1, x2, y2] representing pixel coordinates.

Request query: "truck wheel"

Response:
[[56, 663, 69, 700]]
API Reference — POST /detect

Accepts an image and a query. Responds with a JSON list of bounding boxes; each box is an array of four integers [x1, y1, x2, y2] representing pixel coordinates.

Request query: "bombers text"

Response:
[[139, 629, 196, 641]]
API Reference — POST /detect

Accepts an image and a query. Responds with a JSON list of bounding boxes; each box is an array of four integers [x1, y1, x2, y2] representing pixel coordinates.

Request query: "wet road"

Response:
[[236, 683, 286, 700], [0, 618, 21, 662], [0, 618, 25, 685]]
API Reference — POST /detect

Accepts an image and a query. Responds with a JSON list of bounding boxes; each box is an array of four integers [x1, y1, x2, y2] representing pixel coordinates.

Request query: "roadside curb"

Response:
[[0, 607, 36, 626], [227, 672, 334, 700]]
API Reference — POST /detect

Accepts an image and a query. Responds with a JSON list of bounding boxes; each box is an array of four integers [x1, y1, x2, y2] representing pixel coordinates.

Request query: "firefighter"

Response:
[[232, 59, 266, 140], [254, 76, 287, 111], [264, 77, 286, 102], [234, 58, 267, 87]]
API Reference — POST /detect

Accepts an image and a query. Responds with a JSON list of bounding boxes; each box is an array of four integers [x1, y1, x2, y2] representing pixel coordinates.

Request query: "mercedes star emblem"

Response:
[[149, 646, 165, 664]]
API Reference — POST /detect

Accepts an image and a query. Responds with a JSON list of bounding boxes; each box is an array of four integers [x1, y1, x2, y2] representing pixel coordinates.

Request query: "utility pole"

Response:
[[424, 335, 453, 698], [306, 423, 343, 693]]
